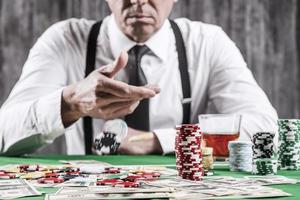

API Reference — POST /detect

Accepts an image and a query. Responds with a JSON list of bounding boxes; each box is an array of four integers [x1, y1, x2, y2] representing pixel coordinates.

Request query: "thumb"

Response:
[[100, 51, 128, 78]]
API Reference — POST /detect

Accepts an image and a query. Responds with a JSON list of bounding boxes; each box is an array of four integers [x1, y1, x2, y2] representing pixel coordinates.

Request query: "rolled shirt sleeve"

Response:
[[0, 22, 68, 154], [153, 128, 176, 155]]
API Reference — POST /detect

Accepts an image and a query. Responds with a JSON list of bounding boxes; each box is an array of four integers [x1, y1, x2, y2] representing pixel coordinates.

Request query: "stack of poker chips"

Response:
[[175, 124, 204, 181], [278, 119, 300, 170], [228, 141, 253, 172], [252, 132, 277, 175], [202, 147, 214, 170]]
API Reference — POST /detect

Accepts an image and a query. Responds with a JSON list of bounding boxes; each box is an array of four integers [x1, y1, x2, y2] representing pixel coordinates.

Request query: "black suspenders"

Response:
[[83, 20, 191, 155], [84, 21, 102, 154]]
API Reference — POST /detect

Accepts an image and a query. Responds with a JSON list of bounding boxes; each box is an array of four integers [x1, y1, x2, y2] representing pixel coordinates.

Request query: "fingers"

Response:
[[97, 76, 156, 99], [145, 84, 161, 94], [111, 101, 140, 117], [99, 51, 128, 78], [96, 100, 139, 119], [95, 92, 133, 107]]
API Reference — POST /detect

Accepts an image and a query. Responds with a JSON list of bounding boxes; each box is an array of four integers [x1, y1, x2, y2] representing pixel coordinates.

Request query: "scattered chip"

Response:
[[38, 177, 64, 184]]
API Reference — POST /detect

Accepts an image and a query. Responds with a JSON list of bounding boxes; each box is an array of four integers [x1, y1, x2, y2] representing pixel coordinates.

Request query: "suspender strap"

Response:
[[84, 21, 102, 155], [170, 20, 191, 124], [83, 20, 191, 154]]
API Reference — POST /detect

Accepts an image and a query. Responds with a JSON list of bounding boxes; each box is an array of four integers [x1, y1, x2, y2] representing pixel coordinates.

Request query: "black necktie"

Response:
[[125, 45, 150, 131]]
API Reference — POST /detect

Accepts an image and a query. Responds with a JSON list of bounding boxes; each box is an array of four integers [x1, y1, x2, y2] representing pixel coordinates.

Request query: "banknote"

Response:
[[0, 179, 41, 199]]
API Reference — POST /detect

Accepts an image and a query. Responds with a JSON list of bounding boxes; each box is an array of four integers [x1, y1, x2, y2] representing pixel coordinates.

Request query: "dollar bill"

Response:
[[0, 179, 41, 199]]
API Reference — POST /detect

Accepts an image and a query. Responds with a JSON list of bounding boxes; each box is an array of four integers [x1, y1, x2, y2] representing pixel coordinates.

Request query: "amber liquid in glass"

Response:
[[203, 132, 239, 157]]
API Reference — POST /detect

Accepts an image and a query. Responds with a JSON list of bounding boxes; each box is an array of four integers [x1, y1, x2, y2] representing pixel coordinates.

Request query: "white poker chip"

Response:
[[94, 119, 128, 155]]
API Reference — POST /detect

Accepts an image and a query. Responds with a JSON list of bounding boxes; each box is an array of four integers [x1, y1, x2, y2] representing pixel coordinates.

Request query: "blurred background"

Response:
[[0, 0, 299, 118]]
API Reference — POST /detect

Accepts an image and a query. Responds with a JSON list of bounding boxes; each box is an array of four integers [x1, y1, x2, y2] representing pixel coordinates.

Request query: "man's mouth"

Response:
[[126, 14, 154, 24]]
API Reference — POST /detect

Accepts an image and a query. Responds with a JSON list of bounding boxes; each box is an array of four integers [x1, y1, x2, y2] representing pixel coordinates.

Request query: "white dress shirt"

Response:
[[0, 15, 278, 155]]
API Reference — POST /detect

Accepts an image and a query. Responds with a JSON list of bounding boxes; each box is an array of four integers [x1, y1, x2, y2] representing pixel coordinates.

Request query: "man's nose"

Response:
[[130, 0, 148, 5]]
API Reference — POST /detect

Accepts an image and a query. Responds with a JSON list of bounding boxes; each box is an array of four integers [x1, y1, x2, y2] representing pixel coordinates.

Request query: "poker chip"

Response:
[[252, 132, 278, 175], [38, 177, 64, 184], [228, 141, 253, 172], [125, 172, 160, 181], [175, 124, 204, 181], [97, 178, 124, 186], [115, 181, 140, 188], [44, 172, 59, 178], [252, 158, 278, 175], [202, 147, 214, 171], [94, 119, 128, 155], [103, 167, 121, 174], [97, 178, 140, 188], [0, 172, 16, 179], [278, 119, 300, 170]]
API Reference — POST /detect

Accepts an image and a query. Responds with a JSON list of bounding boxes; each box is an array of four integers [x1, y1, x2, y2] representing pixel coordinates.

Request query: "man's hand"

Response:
[[61, 52, 159, 127], [118, 127, 163, 155]]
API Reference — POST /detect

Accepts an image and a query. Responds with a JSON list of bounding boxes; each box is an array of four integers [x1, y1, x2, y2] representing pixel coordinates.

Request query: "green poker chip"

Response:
[[278, 119, 300, 171]]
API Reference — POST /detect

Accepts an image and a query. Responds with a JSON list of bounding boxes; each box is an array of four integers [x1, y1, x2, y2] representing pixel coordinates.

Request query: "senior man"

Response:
[[0, 0, 278, 155]]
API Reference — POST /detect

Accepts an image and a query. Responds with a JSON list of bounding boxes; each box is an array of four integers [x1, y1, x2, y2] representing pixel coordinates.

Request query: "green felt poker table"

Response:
[[0, 155, 299, 200]]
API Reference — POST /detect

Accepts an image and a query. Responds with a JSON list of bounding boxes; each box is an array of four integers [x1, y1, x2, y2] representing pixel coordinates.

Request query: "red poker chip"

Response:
[[176, 144, 202, 148], [38, 177, 64, 184], [104, 167, 121, 174], [176, 133, 202, 137], [181, 172, 204, 176], [19, 165, 30, 172], [178, 150, 202, 154], [123, 175, 143, 182], [178, 156, 202, 159], [176, 148, 202, 151], [179, 168, 203, 171], [175, 140, 202, 144], [176, 151, 202, 155], [176, 158, 203, 162], [176, 139, 202, 143], [176, 158, 203, 164], [176, 129, 201, 132], [177, 132, 201, 134], [179, 170, 203, 173], [0, 173, 16, 179], [176, 160, 203, 164], [66, 171, 81, 175], [176, 161, 202, 164], [44, 173, 59, 178], [176, 132, 200, 135], [97, 179, 124, 186], [176, 160, 203, 163], [176, 152, 202, 156], [177, 164, 204, 168], [181, 173, 203, 177], [115, 181, 140, 188]]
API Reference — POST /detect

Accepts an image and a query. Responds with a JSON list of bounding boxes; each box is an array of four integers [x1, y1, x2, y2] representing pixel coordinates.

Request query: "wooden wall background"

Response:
[[0, 0, 299, 118]]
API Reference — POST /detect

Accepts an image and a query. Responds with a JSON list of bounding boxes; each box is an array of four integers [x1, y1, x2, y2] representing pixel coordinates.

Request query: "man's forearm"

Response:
[[61, 84, 84, 128], [0, 89, 66, 154]]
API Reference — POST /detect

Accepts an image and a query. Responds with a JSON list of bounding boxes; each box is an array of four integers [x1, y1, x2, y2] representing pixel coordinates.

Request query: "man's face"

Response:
[[106, 0, 175, 42]]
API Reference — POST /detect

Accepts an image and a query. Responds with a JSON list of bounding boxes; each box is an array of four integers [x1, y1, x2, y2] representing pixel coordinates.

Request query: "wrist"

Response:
[[61, 85, 84, 127], [151, 132, 163, 154]]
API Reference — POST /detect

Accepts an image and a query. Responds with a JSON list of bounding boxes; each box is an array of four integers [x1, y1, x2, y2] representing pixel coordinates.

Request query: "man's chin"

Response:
[[127, 25, 156, 42]]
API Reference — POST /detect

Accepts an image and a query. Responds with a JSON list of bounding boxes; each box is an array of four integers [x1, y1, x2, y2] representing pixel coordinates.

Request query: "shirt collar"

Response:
[[108, 14, 170, 62]]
